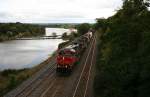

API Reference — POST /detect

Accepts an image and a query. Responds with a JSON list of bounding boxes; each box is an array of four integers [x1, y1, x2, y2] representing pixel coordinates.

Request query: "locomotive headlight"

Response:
[[65, 65, 68, 68]]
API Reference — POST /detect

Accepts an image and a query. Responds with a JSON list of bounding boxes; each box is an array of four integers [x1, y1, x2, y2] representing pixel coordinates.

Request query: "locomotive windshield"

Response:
[[58, 51, 65, 55], [58, 49, 75, 57]]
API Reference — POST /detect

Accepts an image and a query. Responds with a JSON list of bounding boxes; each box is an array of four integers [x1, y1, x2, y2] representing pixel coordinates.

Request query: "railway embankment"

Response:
[[0, 53, 56, 97]]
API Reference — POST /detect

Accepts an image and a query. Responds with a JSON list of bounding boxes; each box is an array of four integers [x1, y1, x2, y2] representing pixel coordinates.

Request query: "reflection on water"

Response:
[[0, 28, 68, 71], [0, 39, 63, 71]]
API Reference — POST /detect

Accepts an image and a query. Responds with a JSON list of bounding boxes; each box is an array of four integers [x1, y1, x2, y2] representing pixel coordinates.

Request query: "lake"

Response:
[[0, 28, 70, 71]]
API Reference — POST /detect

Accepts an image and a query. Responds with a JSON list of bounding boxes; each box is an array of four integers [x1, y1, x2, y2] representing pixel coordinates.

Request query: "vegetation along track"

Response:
[[4, 56, 57, 97], [4, 35, 96, 97]]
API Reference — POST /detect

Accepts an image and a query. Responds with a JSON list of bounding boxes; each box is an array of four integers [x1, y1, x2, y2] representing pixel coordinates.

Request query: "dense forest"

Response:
[[0, 22, 45, 41], [94, 0, 150, 97]]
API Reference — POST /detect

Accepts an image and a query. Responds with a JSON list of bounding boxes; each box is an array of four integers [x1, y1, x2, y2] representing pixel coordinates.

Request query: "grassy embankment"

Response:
[[0, 53, 56, 96]]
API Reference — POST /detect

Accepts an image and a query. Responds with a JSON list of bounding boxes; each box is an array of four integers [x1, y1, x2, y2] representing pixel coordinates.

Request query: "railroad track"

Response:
[[15, 67, 56, 97], [37, 35, 96, 97], [72, 35, 96, 97], [4, 55, 57, 97], [5, 35, 96, 97]]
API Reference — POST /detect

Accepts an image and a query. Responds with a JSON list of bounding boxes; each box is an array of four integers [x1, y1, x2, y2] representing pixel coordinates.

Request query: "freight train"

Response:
[[56, 31, 93, 72]]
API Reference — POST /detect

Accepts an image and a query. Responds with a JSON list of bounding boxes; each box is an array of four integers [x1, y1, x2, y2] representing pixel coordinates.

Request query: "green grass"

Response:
[[0, 54, 54, 96]]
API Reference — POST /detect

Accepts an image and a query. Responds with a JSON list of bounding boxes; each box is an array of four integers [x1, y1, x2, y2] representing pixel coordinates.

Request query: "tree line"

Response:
[[93, 0, 150, 97], [0, 22, 45, 41]]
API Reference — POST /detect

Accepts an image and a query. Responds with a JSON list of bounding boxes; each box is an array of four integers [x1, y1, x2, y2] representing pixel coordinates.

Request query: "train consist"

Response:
[[56, 32, 93, 72]]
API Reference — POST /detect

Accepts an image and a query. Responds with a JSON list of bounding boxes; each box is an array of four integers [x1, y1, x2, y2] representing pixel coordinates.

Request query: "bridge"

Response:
[[15, 35, 62, 40]]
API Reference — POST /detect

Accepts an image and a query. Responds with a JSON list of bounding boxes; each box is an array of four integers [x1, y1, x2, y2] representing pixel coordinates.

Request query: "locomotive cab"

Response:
[[56, 48, 78, 72]]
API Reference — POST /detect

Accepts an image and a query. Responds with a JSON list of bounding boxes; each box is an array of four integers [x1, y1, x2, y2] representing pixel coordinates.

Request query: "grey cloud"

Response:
[[0, 12, 12, 18], [44, 18, 95, 23], [46, 13, 85, 19], [0, 0, 123, 23]]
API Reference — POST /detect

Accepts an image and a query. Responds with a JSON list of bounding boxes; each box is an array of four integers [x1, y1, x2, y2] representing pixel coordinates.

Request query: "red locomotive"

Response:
[[56, 46, 79, 72], [56, 32, 93, 72]]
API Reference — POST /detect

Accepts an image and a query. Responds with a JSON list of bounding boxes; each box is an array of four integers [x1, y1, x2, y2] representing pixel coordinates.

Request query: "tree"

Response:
[[52, 32, 57, 37], [62, 32, 68, 40], [77, 23, 90, 35], [0, 23, 45, 41], [94, 0, 150, 97]]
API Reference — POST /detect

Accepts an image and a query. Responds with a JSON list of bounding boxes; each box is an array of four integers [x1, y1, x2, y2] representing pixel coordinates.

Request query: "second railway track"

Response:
[[72, 35, 96, 97]]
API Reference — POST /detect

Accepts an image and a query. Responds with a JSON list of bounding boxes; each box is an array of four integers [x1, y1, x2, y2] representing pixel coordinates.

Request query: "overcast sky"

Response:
[[0, 0, 123, 23]]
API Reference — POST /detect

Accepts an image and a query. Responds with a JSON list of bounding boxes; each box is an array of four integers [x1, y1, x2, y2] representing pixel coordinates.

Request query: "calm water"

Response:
[[0, 28, 69, 71]]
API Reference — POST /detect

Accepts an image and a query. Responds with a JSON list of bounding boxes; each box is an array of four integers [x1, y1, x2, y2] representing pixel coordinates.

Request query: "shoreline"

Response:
[[0, 51, 57, 96]]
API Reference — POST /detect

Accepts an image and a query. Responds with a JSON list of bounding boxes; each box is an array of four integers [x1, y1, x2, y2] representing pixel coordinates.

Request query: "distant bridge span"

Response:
[[15, 35, 62, 40]]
